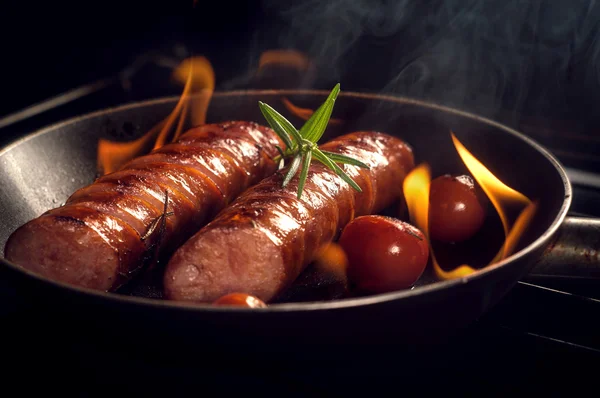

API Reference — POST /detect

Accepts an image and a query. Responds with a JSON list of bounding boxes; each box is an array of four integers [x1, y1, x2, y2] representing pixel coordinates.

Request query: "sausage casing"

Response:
[[4, 121, 281, 291], [164, 131, 414, 302]]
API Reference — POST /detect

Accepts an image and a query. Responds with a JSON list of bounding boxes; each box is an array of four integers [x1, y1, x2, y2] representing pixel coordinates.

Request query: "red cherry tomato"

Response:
[[429, 174, 486, 243], [213, 293, 267, 308], [338, 215, 429, 293]]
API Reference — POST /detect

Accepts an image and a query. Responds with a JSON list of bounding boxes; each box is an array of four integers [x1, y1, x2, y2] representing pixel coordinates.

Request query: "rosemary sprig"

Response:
[[258, 84, 369, 199]]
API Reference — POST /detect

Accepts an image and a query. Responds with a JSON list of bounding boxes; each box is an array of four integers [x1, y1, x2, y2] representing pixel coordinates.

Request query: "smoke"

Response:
[[260, 0, 600, 121], [263, 0, 415, 64]]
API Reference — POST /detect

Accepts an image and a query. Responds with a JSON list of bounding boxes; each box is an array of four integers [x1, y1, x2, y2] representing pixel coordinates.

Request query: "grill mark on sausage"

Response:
[[164, 131, 415, 303], [52, 215, 86, 226], [4, 121, 282, 291]]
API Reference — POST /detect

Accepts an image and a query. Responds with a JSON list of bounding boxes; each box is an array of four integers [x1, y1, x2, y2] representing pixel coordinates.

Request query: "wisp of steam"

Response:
[[258, 0, 600, 123]]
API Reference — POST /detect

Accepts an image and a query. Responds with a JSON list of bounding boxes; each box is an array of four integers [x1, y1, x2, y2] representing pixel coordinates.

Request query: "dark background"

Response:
[[2, 0, 600, 173], [2, 1, 187, 115], [2, 0, 600, 120], [1, 1, 273, 114]]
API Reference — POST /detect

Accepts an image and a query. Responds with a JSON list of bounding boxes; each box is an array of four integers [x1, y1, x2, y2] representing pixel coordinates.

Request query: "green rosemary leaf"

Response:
[[330, 161, 363, 192], [259, 83, 366, 198], [258, 102, 294, 149], [313, 149, 362, 192], [299, 83, 340, 143], [273, 145, 285, 165], [320, 150, 370, 169], [312, 147, 336, 170], [258, 101, 303, 148], [275, 145, 285, 158], [297, 150, 312, 199], [282, 153, 302, 187]]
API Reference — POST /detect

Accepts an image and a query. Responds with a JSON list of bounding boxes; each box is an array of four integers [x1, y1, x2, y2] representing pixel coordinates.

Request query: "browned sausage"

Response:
[[164, 131, 414, 302], [3, 121, 282, 291]]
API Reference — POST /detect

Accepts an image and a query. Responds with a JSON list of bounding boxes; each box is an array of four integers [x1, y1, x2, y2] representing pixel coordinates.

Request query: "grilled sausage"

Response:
[[4, 121, 282, 291], [164, 131, 414, 302]]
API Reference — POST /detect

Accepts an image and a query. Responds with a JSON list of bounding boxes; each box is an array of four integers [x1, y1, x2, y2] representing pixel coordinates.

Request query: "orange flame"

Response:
[[255, 49, 313, 89], [97, 56, 215, 175], [403, 134, 538, 280], [255, 49, 342, 125], [258, 49, 312, 73], [168, 56, 215, 139], [281, 97, 343, 125], [313, 242, 349, 279], [450, 133, 536, 263]]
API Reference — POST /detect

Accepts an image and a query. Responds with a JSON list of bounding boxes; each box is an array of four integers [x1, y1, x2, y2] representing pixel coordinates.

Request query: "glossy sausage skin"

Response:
[[4, 121, 281, 291], [164, 131, 414, 303]]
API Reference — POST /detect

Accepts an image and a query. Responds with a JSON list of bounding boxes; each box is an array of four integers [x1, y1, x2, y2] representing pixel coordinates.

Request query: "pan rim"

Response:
[[0, 89, 572, 313]]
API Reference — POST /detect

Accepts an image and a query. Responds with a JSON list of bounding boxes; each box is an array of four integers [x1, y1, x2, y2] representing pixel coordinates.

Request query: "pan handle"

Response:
[[527, 217, 600, 279]]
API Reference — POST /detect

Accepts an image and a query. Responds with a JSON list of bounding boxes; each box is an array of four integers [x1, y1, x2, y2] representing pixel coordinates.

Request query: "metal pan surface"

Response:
[[0, 90, 586, 352]]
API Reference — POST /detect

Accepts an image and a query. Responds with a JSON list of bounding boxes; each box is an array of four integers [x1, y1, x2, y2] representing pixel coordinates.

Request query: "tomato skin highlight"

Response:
[[213, 293, 267, 308], [338, 215, 429, 293], [429, 174, 486, 243]]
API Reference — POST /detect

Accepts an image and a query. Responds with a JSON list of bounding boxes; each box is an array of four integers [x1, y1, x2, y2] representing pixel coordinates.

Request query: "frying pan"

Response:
[[0, 90, 598, 356]]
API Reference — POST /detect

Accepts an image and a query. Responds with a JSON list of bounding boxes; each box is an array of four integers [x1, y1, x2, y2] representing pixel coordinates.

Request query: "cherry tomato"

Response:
[[213, 293, 267, 308], [429, 174, 486, 243], [338, 215, 429, 293]]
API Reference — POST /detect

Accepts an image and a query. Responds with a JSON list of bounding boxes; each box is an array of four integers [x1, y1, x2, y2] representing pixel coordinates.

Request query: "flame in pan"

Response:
[[254, 49, 313, 92], [96, 49, 343, 175], [97, 56, 215, 175], [254, 49, 342, 125], [403, 133, 538, 280], [280, 97, 343, 125], [257, 49, 313, 73]]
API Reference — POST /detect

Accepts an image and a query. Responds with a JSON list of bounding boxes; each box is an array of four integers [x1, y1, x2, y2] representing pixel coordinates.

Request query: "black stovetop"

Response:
[[2, 2, 600, 394]]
